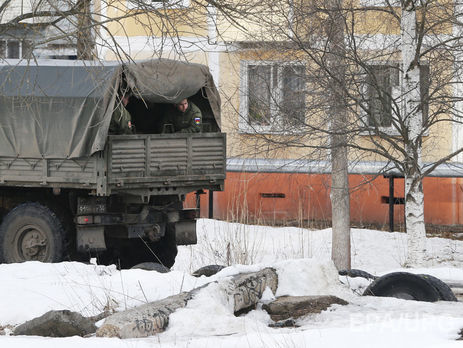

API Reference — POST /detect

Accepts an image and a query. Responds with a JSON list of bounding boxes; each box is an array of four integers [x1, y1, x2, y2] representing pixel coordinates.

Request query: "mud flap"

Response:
[[76, 226, 106, 252], [174, 221, 197, 245]]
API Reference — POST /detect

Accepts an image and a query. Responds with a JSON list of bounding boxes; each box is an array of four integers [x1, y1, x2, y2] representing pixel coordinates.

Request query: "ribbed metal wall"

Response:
[[150, 138, 188, 174], [191, 137, 225, 174], [110, 134, 226, 181], [111, 139, 146, 176]]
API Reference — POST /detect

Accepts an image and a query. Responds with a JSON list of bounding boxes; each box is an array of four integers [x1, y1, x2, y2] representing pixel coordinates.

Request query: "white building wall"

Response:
[[0, 0, 37, 24], [453, 2, 463, 162]]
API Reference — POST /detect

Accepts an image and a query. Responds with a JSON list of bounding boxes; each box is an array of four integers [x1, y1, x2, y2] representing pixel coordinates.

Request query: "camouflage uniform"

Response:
[[162, 102, 202, 133], [110, 104, 133, 135]]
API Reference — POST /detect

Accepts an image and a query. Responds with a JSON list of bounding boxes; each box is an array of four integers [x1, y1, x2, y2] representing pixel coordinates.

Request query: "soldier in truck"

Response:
[[161, 98, 202, 133], [109, 91, 134, 135]]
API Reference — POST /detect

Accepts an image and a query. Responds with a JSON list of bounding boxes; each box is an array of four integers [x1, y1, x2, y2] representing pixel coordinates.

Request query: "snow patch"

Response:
[[2, 219, 463, 347]]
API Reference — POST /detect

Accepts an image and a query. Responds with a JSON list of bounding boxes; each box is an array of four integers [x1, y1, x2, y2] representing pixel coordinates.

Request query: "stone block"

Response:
[[262, 295, 348, 321]]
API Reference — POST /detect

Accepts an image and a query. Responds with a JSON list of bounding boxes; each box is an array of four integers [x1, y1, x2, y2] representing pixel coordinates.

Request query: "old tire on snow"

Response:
[[0, 202, 64, 263], [418, 274, 457, 302], [363, 272, 440, 302]]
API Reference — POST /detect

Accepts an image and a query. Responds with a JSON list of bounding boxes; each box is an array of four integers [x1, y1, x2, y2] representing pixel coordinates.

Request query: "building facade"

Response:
[[97, 1, 463, 228]]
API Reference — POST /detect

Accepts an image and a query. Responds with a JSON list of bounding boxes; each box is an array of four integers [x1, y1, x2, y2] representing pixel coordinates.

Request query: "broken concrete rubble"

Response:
[[96, 291, 192, 338], [13, 310, 98, 337], [0, 325, 14, 336], [192, 264, 225, 277], [97, 267, 278, 338], [262, 295, 348, 321], [268, 319, 298, 328]]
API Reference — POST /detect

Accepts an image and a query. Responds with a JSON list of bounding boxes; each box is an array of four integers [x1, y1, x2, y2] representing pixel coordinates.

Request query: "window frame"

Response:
[[239, 60, 306, 134], [0, 39, 34, 59], [126, 0, 190, 10], [359, 0, 400, 7], [0, 39, 22, 59], [361, 62, 429, 136]]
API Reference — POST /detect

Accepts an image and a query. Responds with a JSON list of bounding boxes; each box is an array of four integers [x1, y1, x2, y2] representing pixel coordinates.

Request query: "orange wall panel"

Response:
[[185, 173, 463, 227]]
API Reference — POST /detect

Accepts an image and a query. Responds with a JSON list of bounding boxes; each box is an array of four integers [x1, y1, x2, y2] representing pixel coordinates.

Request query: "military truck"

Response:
[[0, 59, 226, 268]]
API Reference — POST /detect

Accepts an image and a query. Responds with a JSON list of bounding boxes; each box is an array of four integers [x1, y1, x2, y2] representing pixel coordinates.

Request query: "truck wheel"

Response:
[[363, 272, 440, 302], [0, 202, 64, 263]]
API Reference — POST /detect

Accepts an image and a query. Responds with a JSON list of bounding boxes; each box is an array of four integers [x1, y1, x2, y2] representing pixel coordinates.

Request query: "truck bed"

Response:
[[0, 133, 226, 195], [107, 133, 226, 194]]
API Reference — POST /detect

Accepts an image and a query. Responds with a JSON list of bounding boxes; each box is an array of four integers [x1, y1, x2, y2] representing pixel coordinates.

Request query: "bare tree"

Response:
[[326, 0, 351, 270], [0, 0, 219, 62], [211, 0, 463, 266], [346, 0, 463, 265], [401, 0, 426, 265]]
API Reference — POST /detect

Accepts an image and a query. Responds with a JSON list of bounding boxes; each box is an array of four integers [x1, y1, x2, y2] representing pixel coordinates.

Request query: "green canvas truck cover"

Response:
[[0, 59, 221, 159]]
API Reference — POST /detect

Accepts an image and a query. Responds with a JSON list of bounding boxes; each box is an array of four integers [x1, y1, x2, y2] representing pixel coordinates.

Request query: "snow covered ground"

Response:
[[1, 219, 463, 347]]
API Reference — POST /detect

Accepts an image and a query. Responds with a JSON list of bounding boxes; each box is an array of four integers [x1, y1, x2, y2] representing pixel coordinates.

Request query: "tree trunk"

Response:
[[326, 0, 351, 270], [331, 137, 351, 270], [402, 1, 427, 266], [77, 0, 94, 60], [404, 175, 426, 265]]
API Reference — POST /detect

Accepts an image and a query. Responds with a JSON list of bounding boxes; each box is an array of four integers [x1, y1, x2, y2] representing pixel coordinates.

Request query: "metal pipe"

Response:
[[209, 190, 214, 218], [389, 176, 394, 232]]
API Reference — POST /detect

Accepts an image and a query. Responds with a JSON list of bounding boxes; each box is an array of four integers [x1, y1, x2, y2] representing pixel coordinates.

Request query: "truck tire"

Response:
[[418, 274, 458, 302], [0, 202, 64, 263], [363, 272, 440, 302]]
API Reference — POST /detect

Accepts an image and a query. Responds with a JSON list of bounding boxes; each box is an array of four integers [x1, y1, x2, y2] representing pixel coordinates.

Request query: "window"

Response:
[[366, 65, 399, 128], [0, 39, 32, 59], [127, 0, 190, 9], [365, 63, 429, 131], [240, 61, 306, 133], [359, 0, 400, 6]]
